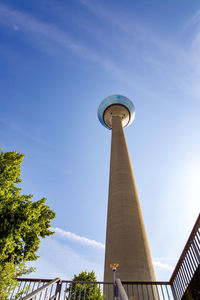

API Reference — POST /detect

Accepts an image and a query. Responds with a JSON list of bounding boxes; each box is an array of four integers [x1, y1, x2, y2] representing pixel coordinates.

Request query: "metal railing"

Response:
[[20, 278, 61, 300], [11, 278, 174, 299], [62, 280, 174, 299], [59, 280, 112, 299], [170, 213, 200, 300], [10, 214, 199, 300], [121, 281, 173, 300], [8, 277, 61, 300]]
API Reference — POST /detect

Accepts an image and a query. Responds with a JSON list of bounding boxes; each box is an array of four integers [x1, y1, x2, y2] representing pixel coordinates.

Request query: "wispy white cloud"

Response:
[[52, 227, 105, 249], [1, 1, 200, 100], [0, 3, 179, 100], [153, 261, 174, 271], [53, 227, 174, 272], [0, 117, 51, 147], [0, 3, 86, 56], [28, 237, 104, 280], [184, 9, 200, 30], [0, 3, 123, 76], [79, 0, 200, 99], [183, 9, 200, 56]]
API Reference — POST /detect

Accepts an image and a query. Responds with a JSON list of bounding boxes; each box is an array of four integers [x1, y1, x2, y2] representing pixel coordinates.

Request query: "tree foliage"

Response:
[[66, 271, 104, 300], [0, 150, 56, 299]]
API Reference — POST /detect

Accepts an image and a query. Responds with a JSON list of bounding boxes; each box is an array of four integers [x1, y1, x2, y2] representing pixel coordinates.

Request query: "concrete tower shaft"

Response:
[[104, 115, 156, 281]]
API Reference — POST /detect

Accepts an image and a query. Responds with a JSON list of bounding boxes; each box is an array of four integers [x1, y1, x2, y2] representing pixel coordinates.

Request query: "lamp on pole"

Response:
[[110, 263, 119, 283]]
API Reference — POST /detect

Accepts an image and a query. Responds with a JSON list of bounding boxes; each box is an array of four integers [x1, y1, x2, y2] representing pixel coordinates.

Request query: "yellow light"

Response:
[[110, 263, 119, 269]]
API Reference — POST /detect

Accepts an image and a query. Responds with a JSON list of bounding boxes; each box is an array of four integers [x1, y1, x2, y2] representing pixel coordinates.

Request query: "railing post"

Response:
[[56, 280, 62, 300], [114, 281, 118, 300]]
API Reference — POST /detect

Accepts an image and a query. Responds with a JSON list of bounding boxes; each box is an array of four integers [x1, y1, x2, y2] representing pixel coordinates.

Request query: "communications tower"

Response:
[[98, 95, 156, 282]]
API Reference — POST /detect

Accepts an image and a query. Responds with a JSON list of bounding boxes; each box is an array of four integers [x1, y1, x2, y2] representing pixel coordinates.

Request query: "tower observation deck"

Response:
[[98, 95, 156, 282]]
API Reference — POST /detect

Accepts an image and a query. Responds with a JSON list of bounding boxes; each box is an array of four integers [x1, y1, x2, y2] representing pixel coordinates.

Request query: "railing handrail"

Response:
[[20, 277, 61, 300], [116, 279, 129, 300], [170, 213, 200, 283], [17, 278, 53, 282], [17, 278, 171, 285], [121, 280, 170, 284], [17, 278, 114, 284]]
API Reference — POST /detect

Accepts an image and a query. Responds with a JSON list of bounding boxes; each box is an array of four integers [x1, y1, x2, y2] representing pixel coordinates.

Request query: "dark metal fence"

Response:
[[11, 278, 174, 299], [170, 213, 200, 300], [11, 279, 112, 300], [8, 278, 61, 300], [121, 281, 173, 300], [62, 280, 174, 300]]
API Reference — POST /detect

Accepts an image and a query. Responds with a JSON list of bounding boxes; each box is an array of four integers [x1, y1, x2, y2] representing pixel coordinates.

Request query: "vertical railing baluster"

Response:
[[171, 283, 178, 300], [126, 284, 129, 299], [178, 264, 186, 295], [57, 281, 62, 300], [190, 243, 198, 265], [131, 283, 134, 300], [108, 283, 110, 300], [193, 236, 200, 253], [182, 258, 190, 284], [165, 285, 170, 300], [150, 284, 155, 300], [93, 283, 96, 300], [39, 282, 44, 300], [44, 287, 48, 299], [25, 281, 31, 295], [136, 284, 140, 300], [178, 270, 185, 298], [173, 275, 180, 299], [69, 281, 73, 300], [181, 261, 188, 286], [10, 285, 16, 299], [160, 284, 165, 300], [141, 284, 144, 300], [195, 232, 200, 249], [145, 284, 149, 300], [98, 283, 101, 300], [179, 264, 187, 296], [63, 282, 67, 300], [32, 282, 36, 292], [188, 248, 195, 273], [88, 283, 91, 299], [49, 283, 53, 298], [184, 253, 193, 278], [83, 282, 86, 300], [191, 242, 200, 264], [22, 281, 27, 296], [78, 282, 81, 300], [16, 280, 22, 295], [74, 282, 77, 300], [34, 281, 41, 300], [154, 284, 159, 300], [188, 247, 196, 271]]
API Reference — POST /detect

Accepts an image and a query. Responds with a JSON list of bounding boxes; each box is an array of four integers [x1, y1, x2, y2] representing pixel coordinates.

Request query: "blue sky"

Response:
[[0, 0, 200, 281]]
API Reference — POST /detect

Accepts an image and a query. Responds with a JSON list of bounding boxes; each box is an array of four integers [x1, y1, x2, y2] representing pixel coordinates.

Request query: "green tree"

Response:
[[66, 271, 104, 300], [0, 150, 56, 299]]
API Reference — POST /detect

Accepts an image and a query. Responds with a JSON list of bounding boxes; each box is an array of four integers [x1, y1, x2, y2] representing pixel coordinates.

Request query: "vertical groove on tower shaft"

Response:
[[104, 116, 156, 282]]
